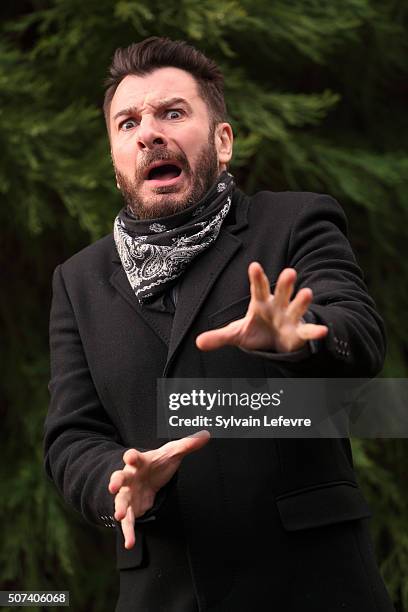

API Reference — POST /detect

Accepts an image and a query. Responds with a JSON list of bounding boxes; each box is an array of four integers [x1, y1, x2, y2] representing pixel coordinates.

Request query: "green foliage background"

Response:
[[1, 0, 407, 610]]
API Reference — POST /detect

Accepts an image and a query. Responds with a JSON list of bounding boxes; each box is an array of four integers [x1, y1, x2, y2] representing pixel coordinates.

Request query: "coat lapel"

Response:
[[109, 263, 173, 347], [165, 228, 243, 372]]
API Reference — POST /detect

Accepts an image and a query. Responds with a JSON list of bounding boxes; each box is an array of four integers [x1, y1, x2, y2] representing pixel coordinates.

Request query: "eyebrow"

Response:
[[113, 97, 193, 122]]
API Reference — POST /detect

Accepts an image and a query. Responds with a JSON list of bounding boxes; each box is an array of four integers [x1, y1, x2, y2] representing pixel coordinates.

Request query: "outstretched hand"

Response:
[[108, 430, 210, 549], [196, 263, 328, 353]]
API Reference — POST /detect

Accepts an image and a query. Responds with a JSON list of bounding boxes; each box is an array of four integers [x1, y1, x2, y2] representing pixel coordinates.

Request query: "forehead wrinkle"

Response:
[[109, 71, 210, 134], [113, 95, 195, 122]]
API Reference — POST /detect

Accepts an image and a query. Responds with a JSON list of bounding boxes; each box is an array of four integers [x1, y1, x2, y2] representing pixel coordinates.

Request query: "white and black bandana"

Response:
[[113, 171, 235, 303]]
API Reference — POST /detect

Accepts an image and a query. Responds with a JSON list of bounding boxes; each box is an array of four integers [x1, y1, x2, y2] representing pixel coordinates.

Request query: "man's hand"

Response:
[[108, 430, 210, 549], [196, 263, 328, 353]]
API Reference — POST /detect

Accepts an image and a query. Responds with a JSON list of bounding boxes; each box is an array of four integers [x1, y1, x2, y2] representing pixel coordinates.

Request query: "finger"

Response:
[[286, 287, 313, 321], [248, 262, 270, 302], [123, 448, 144, 468], [273, 268, 297, 310], [108, 470, 125, 494], [121, 506, 136, 550], [109, 465, 138, 494], [114, 487, 132, 521], [196, 319, 242, 351], [296, 323, 329, 341]]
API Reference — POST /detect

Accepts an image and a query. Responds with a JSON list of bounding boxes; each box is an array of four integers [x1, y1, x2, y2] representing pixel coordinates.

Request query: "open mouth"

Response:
[[146, 162, 182, 182]]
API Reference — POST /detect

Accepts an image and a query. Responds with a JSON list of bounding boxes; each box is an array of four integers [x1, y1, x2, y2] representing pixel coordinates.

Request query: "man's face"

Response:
[[109, 67, 232, 219]]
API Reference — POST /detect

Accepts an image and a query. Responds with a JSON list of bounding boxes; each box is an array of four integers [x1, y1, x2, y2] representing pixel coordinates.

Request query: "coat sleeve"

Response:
[[286, 193, 386, 376], [249, 194, 386, 377], [44, 264, 128, 528]]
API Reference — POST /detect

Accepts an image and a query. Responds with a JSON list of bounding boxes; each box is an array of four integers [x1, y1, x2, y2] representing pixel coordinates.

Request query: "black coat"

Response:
[[44, 189, 394, 611]]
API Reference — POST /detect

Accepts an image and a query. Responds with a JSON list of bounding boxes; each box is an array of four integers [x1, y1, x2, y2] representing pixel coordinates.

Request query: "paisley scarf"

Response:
[[113, 171, 234, 303]]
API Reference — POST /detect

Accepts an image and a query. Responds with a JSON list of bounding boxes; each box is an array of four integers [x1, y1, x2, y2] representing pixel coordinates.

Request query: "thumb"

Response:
[[165, 430, 211, 457], [196, 320, 242, 351]]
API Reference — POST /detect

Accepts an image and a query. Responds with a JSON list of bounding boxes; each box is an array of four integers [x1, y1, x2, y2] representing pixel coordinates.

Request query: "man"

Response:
[[44, 37, 394, 611]]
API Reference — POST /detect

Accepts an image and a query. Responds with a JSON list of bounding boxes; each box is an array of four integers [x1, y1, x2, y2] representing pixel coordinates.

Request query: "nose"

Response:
[[136, 116, 167, 150]]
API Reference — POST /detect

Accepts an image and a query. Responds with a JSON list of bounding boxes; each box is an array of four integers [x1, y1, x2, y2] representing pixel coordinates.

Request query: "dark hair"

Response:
[[103, 37, 227, 131]]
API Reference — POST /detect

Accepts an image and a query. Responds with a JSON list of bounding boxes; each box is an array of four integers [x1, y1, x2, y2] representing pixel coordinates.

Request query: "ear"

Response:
[[215, 123, 233, 171]]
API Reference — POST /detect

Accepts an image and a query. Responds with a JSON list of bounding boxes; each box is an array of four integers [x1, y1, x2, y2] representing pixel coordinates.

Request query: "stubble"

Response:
[[115, 127, 219, 220]]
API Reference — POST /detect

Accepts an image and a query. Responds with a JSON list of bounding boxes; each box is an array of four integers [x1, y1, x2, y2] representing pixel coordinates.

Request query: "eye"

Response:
[[119, 119, 138, 131], [165, 109, 184, 120]]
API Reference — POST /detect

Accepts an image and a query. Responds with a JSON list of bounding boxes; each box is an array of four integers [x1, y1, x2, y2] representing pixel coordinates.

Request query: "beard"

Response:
[[114, 128, 220, 220]]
